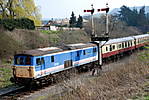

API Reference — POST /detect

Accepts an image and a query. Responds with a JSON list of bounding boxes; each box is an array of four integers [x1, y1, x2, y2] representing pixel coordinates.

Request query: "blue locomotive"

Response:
[[12, 43, 98, 85]]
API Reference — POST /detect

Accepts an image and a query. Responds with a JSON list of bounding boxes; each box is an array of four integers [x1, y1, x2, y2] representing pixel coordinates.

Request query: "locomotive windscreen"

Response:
[[14, 55, 32, 65]]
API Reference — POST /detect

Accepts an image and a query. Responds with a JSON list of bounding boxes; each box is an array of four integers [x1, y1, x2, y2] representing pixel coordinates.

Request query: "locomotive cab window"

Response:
[[15, 56, 32, 65], [15, 57, 21, 65], [26, 56, 31, 65]]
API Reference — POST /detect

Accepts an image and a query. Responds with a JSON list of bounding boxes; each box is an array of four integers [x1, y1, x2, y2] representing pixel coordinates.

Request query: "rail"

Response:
[[0, 85, 24, 96]]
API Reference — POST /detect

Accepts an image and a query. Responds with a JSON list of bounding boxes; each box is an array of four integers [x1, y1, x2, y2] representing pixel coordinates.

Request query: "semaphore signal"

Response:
[[97, 7, 109, 13], [97, 3, 109, 35], [84, 4, 95, 37], [84, 4, 94, 14], [83, 3, 110, 73]]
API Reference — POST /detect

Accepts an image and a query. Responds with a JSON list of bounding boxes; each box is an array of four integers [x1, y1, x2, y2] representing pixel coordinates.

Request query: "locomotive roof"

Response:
[[63, 43, 96, 50], [15, 47, 63, 56], [15, 43, 96, 56]]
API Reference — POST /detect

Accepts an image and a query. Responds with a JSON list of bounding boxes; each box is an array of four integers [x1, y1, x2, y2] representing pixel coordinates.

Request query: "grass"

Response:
[[40, 30, 61, 34], [0, 66, 13, 88], [138, 46, 149, 65], [36, 96, 46, 100]]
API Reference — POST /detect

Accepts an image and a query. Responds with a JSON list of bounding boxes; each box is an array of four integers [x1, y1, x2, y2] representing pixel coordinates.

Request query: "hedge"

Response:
[[0, 18, 35, 31]]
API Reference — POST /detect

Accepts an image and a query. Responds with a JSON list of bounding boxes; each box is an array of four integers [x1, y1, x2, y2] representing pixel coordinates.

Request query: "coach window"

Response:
[[125, 42, 127, 47], [36, 58, 41, 65], [51, 56, 54, 62], [110, 45, 112, 51], [119, 44, 122, 48], [122, 43, 124, 48], [106, 47, 108, 51], [128, 42, 130, 47], [131, 41, 132, 46], [112, 45, 115, 50]]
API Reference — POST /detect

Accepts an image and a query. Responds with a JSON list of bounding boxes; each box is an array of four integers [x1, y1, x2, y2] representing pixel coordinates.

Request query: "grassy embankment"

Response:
[[40, 30, 90, 46], [44, 47, 149, 100]]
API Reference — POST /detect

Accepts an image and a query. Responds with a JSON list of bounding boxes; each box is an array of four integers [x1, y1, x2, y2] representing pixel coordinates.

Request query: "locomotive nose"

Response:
[[14, 66, 35, 78]]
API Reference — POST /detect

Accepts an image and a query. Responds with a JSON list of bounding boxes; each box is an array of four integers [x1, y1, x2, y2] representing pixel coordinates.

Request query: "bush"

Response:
[[0, 18, 35, 31]]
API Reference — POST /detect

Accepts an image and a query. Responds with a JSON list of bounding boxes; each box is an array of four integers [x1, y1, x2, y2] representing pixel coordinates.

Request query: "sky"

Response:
[[35, 0, 149, 19]]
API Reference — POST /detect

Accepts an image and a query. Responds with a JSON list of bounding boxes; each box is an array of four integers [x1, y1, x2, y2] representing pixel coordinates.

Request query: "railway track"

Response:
[[0, 85, 24, 99]]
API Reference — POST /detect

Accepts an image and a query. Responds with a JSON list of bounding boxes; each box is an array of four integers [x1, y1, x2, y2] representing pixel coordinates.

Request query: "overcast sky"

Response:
[[35, 0, 149, 19]]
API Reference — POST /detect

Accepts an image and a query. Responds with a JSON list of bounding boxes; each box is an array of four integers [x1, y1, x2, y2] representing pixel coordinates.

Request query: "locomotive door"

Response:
[[40, 57, 45, 75], [75, 50, 81, 61], [36, 57, 45, 75]]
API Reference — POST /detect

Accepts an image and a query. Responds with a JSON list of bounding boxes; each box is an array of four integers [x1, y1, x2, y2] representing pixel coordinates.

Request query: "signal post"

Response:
[[84, 4, 110, 75]]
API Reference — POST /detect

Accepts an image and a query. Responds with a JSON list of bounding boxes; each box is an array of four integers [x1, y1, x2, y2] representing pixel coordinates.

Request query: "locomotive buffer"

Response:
[[84, 4, 110, 75]]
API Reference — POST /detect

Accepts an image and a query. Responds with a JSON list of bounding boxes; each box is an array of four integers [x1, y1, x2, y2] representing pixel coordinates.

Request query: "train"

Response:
[[11, 34, 149, 85]]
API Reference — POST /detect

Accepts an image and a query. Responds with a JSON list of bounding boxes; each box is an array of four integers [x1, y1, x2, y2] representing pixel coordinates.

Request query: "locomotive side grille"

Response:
[[15, 66, 35, 78]]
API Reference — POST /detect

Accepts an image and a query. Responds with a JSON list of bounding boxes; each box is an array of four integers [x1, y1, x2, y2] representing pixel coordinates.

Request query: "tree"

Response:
[[69, 11, 76, 27], [119, 5, 138, 26], [119, 5, 149, 26], [76, 15, 83, 29], [0, 0, 41, 26], [138, 6, 148, 25]]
